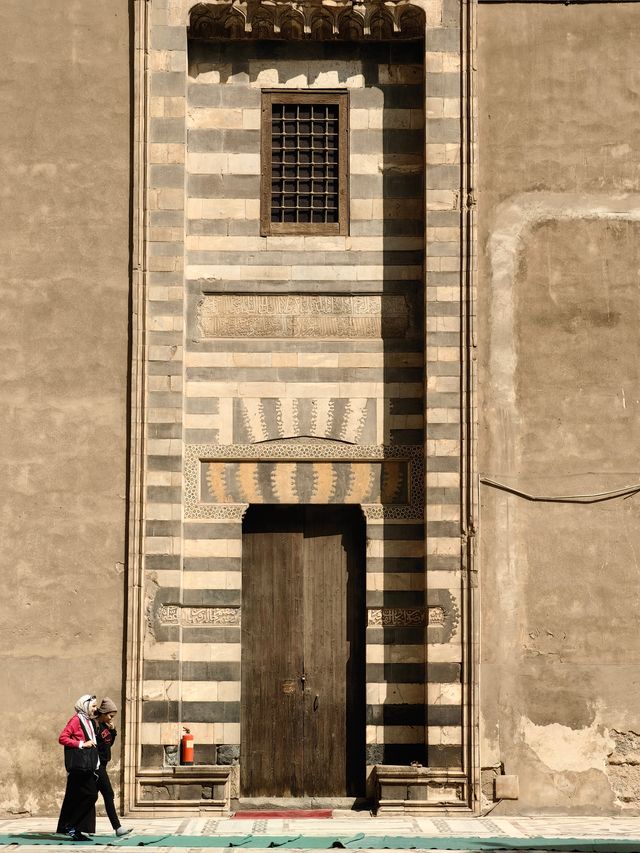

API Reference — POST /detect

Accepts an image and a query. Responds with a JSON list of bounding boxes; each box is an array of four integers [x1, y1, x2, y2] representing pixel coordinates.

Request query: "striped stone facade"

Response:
[[127, 0, 475, 814]]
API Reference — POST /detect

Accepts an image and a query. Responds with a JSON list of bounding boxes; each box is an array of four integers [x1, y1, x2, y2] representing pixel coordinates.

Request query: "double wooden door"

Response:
[[241, 505, 365, 798]]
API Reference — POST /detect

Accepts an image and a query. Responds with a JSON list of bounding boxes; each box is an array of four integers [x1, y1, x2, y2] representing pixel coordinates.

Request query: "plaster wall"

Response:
[[478, 4, 640, 813], [0, 1, 130, 815]]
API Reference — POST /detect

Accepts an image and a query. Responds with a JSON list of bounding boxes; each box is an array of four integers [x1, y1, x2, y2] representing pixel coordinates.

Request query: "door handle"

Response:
[[313, 695, 319, 712]]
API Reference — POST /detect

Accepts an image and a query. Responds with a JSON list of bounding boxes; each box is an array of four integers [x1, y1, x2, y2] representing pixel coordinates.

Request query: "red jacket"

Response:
[[59, 715, 96, 749]]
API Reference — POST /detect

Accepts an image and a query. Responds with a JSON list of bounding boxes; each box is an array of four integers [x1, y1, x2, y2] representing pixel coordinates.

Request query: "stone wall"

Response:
[[478, 2, 640, 813], [0, 0, 130, 815]]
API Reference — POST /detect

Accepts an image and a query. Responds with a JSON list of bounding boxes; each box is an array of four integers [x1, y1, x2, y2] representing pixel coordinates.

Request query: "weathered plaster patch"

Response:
[[488, 192, 640, 412], [519, 713, 615, 774]]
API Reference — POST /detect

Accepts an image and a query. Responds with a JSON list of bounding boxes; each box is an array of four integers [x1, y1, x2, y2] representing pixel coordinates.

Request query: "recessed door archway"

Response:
[[241, 503, 366, 798]]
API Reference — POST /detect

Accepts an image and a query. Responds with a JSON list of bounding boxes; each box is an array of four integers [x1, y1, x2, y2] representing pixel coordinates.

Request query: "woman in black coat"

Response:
[[56, 695, 99, 842], [95, 698, 131, 837]]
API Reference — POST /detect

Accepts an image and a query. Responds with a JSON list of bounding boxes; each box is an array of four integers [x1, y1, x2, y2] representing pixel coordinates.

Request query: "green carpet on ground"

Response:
[[2, 835, 640, 852]]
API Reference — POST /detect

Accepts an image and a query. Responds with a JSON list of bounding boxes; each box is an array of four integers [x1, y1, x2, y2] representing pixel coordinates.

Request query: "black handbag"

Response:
[[64, 745, 98, 773]]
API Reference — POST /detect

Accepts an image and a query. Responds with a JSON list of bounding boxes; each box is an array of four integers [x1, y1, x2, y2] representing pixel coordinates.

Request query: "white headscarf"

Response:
[[74, 695, 96, 719]]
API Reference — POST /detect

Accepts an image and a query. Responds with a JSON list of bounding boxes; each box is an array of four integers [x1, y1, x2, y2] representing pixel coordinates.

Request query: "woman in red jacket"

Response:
[[56, 695, 100, 842]]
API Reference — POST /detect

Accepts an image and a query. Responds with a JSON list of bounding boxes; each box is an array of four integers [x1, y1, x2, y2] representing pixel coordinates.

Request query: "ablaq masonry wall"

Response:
[[126, 0, 474, 814]]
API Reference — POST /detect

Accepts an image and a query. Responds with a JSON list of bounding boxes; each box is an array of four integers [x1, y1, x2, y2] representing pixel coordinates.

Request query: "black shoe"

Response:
[[68, 830, 91, 842]]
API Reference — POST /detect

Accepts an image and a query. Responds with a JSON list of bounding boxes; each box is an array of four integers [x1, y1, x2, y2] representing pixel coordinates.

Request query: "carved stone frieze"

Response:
[[367, 607, 447, 627], [157, 604, 241, 626], [368, 607, 427, 627], [189, 1, 425, 42], [197, 294, 413, 340]]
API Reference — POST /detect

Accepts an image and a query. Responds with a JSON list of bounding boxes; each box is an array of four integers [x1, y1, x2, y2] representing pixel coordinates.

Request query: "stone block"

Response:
[[150, 117, 185, 144], [217, 744, 240, 765], [151, 71, 185, 97], [407, 784, 430, 800], [426, 27, 461, 53], [366, 745, 385, 765], [141, 784, 173, 801], [151, 26, 185, 51], [176, 784, 206, 800], [141, 744, 165, 768], [495, 775, 519, 800], [195, 744, 218, 765], [380, 784, 407, 800]]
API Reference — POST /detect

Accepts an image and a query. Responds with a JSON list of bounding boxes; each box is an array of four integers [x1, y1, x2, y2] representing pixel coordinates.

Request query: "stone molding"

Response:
[[189, 1, 426, 41], [373, 765, 469, 814]]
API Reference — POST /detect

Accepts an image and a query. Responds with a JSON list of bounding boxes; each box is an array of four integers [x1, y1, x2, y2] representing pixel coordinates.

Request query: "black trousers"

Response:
[[57, 770, 98, 834], [96, 764, 121, 830]]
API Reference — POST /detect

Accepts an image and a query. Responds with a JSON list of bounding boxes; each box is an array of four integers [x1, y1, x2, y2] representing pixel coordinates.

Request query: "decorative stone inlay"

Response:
[[367, 607, 447, 627], [197, 294, 412, 340], [201, 459, 410, 505], [184, 441, 425, 520], [158, 604, 241, 626], [368, 607, 426, 627], [234, 398, 377, 445], [189, 1, 425, 42], [427, 606, 445, 626]]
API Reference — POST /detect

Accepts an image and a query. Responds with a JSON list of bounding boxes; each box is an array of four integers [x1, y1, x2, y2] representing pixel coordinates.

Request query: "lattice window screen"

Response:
[[271, 102, 339, 225], [261, 92, 349, 235]]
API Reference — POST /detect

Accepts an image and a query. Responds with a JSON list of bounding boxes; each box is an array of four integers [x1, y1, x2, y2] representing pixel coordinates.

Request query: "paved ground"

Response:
[[3, 815, 640, 852]]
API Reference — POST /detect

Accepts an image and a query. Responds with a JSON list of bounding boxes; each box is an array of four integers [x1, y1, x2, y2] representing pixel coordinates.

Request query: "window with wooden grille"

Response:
[[260, 91, 349, 236]]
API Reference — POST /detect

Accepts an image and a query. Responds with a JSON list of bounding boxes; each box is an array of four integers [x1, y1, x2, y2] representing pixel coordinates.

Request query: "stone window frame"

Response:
[[260, 89, 350, 236]]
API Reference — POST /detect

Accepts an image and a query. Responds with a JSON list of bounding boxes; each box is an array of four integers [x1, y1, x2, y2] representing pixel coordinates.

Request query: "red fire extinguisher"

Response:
[[180, 727, 194, 765]]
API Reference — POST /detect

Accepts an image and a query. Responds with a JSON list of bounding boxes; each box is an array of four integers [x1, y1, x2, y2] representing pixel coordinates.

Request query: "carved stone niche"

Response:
[[189, 2, 426, 42]]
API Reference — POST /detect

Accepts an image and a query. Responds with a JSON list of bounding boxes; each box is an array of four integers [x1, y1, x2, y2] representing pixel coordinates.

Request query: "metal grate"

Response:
[[270, 102, 340, 225]]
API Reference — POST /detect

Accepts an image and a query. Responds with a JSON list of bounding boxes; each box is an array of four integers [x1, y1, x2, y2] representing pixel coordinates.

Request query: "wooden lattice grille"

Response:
[[261, 92, 349, 235], [271, 102, 339, 225]]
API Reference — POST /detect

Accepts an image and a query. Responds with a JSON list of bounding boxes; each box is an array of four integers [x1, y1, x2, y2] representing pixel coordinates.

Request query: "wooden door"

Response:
[[241, 505, 365, 798]]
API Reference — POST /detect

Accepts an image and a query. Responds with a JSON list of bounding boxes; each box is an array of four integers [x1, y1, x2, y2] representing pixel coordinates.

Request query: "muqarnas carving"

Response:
[[189, 1, 425, 42]]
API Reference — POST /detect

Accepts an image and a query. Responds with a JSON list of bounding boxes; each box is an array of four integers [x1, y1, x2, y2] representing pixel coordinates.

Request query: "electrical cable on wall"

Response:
[[480, 477, 640, 504]]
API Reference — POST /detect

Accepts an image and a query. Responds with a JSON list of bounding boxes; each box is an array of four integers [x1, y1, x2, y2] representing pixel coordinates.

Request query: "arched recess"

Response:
[[127, 0, 476, 818]]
